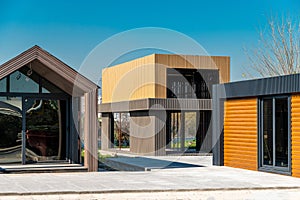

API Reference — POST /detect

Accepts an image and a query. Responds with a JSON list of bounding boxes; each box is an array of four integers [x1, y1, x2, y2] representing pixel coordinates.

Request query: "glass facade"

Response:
[[167, 69, 219, 99], [10, 70, 39, 93], [25, 99, 67, 162], [166, 111, 210, 152], [0, 66, 69, 164], [0, 97, 22, 163], [0, 78, 7, 92], [263, 99, 273, 166]]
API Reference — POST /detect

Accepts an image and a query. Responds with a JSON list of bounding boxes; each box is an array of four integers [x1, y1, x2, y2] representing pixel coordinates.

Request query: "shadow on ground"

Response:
[[102, 156, 203, 171]]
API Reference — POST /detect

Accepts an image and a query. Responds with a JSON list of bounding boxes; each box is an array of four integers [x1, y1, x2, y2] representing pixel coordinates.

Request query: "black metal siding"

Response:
[[222, 74, 300, 99]]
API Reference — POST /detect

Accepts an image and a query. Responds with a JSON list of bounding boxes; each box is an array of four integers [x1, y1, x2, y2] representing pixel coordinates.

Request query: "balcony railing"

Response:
[[99, 98, 212, 113]]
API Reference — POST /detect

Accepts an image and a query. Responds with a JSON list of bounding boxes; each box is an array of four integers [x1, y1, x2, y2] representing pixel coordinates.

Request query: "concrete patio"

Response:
[[1, 156, 300, 199]]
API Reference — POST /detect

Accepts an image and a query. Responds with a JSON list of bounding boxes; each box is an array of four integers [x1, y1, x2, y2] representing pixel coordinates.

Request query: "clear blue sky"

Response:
[[0, 0, 299, 81]]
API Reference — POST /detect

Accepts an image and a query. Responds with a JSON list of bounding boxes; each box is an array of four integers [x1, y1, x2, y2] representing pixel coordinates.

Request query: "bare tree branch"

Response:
[[244, 15, 300, 78]]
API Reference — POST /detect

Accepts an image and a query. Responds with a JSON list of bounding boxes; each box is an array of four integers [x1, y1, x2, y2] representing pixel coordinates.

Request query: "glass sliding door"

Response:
[[0, 97, 22, 164], [0, 65, 72, 165], [275, 98, 289, 167], [168, 112, 182, 150], [166, 112, 198, 152], [260, 97, 290, 174], [25, 98, 67, 162], [262, 99, 273, 166], [184, 112, 197, 150]]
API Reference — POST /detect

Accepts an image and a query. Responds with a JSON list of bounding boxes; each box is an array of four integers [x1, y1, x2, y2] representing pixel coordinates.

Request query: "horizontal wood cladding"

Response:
[[102, 54, 230, 103], [224, 98, 258, 171], [291, 95, 300, 178]]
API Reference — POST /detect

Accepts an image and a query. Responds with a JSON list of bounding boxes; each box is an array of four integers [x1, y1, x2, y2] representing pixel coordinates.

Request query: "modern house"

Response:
[[0, 46, 99, 172], [213, 74, 300, 177], [100, 54, 230, 155]]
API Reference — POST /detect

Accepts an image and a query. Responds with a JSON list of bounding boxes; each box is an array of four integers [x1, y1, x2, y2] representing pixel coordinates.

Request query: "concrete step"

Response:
[[0, 163, 88, 173]]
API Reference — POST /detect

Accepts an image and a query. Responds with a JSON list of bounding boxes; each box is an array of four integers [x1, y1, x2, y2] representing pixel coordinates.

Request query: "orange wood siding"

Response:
[[291, 95, 300, 178], [224, 98, 258, 171]]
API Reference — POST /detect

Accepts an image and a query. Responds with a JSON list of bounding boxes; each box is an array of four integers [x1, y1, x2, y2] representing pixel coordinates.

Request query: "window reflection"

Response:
[[1, 66, 64, 94], [261, 97, 289, 169], [0, 97, 22, 164], [0, 78, 6, 92], [26, 99, 66, 162], [10, 70, 39, 93]]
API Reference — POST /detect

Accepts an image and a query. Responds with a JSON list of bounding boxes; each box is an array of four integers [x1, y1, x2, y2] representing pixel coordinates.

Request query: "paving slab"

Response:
[[1, 156, 300, 199], [1, 189, 300, 200], [1, 166, 300, 196]]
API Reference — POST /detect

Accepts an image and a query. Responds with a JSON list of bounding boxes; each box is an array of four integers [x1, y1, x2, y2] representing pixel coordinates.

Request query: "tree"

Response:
[[245, 16, 300, 77]]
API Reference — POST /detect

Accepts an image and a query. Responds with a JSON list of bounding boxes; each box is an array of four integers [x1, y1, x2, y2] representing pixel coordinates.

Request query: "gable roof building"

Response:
[[0, 46, 99, 171]]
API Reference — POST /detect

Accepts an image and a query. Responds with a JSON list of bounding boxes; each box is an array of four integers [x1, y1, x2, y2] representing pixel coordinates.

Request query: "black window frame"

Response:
[[0, 66, 64, 94], [166, 69, 218, 99], [258, 96, 291, 175]]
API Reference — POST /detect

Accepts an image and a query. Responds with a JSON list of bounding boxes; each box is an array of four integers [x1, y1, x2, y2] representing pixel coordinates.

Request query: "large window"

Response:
[[166, 111, 211, 153], [25, 99, 67, 162], [10, 70, 39, 93], [167, 69, 219, 99], [260, 97, 291, 174], [113, 112, 130, 149], [0, 97, 22, 164], [0, 66, 64, 94], [0, 66, 70, 164]]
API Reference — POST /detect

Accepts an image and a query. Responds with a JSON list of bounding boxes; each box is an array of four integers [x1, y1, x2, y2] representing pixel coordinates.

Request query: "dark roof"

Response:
[[215, 73, 300, 99]]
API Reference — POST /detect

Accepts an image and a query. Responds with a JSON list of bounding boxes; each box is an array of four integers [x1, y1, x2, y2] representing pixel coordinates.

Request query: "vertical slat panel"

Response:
[[129, 112, 156, 155], [292, 95, 300, 178], [155, 57, 167, 98], [102, 54, 156, 103], [154, 111, 167, 156], [84, 89, 98, 172], [224, 98, 258, 171]]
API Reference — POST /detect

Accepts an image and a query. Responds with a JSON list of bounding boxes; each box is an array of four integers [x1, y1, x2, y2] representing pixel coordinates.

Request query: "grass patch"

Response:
[[170, 139, 197, 149]]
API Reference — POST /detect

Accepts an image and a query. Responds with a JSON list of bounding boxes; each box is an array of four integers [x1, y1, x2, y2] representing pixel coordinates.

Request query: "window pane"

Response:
[[166, 69, 218, 99], [167, 69, 197, 99], [168, 112, 182, 150], [10, 70, 39, 93], [0, 78, 7, 92], [263, 99, 273, 166], [275, 98, 288, 167], [41, 78, 64, 93], [25, 99, 67, 161], [184, 112, 196, 150], [0, 96, 22, 164]]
